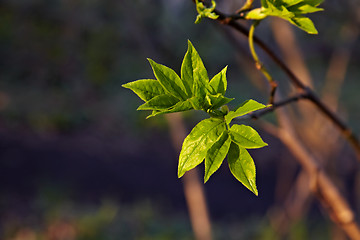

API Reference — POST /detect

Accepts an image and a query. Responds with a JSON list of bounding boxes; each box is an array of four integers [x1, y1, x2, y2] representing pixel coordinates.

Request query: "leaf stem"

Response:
[[249, 22, 278, 104]]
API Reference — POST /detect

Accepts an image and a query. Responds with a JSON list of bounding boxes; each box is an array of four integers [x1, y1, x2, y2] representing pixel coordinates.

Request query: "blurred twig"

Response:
[[166, 113, 212, 240], [262, 105, 360, 239], [189, 1, 360, 238], [124, 1, 213, 237]]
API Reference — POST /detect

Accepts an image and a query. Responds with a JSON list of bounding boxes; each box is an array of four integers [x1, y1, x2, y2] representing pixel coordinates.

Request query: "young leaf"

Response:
[[137, 94, 179, 111], [205, 94, 234, 110], [280, 0, 304, 7], [188, 96, 206, 110], [148, 58, 188, 100], [122, 79, 166, 102], [288, 3, 323, 14], [225, 99, 267, 125], [229, 124, 268, 149], [246, 0, 323, 34], [289, 16, 318, 34], [209, 66, 228, 95], [146, 99, 194, 118], [245, 8, 268, 20], [194, 0, 219, 24], [181, 40, 210, 99], [228, 142, 258, 195], [204, 130, 231, 183], [178, 118, 226, 178]]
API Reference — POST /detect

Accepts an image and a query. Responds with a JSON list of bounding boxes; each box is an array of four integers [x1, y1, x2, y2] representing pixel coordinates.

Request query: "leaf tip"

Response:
[[187, 39, 195, 51], [178, 166, 185, 178], [204, 172, 211, 183], [147, 58, 156, 66]]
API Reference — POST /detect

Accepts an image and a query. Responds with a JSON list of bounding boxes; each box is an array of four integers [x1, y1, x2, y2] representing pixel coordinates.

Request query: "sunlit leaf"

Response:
[[204, 130, 231, 183], [205, 94, 234, 110], [122, 79, 166, 102], [289, 16, 318, 34], [181, 40, 210, 99], [225, 99, 267, 125], [229, 124, 268, 149], [245, 8, 268, 20], [209, 66, 228, 95], [228, 142, 258, 195], [246, 0, 323, 34], [146, 99, 194, 118], [194, 0, 219, 24], [178, 118, 226, 178], [148, 58, 188, 100]]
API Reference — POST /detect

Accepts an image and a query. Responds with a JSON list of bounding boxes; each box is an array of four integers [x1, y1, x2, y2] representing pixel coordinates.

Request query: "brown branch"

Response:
[[166, 113, 213, 240], [232, 91, 309, 123], [250, 91, 309, 120], [212, 8, 360, 161], [190, 2, 360, 238], [278, 126, 360, 240]]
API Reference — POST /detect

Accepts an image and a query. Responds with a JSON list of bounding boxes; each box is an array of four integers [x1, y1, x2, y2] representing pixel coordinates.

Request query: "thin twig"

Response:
[[212, 8, 360, 161], [234, 91, 309, 121], [189, 2, 360, 238], [166, 113, 212, 240], [248, 22, 278, 104]]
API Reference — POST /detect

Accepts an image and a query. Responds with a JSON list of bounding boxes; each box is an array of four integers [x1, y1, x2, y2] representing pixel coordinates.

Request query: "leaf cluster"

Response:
[[123, 40, 268, 195], [194, 0, 219, 24], [123, 40, 232, 119], [246, 0, 323, 34]]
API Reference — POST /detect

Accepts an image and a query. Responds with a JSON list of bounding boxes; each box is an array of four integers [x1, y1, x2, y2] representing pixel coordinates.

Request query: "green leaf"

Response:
[[225, 99, 267, 125], [289, 16, 318, 34], [228, 142, 258, 195], [262, 1, 295, 19], [148, 58, 188, 100], [178, 118, 226, 178], [188, 96, 205, 110], [122, 79, 166, 102], [204, 130, 231, 183], [137, 94, 179, 111], [288, 3, 323, 14], [279, 0, 304, 7], [209, 66, 228, 95], [248, 0, 323, 34], [181, 40, 210, 99], [205, 94, 234, 110], [194, 0, 219, 24], [229, 124, 268, 149], [245, 8, 268, 20], [146, 99, 194, 118]]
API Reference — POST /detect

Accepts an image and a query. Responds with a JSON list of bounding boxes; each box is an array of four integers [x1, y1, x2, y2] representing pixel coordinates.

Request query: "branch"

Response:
[[189, 1, 360, 238], [235, 91, 310, 121], [211, 7, 360, 161], [277, 125, 360, 240], [166, 113, 213, 240]]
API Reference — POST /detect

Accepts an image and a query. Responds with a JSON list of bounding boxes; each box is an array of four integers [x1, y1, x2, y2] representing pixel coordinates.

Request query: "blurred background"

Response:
[[0, 0, 360, 239]]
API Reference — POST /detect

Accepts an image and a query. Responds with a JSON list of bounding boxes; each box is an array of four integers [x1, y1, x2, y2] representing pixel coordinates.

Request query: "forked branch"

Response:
[[211, 6, 360, 161]]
